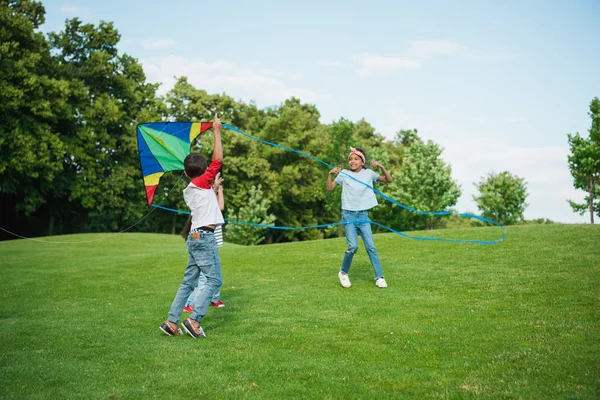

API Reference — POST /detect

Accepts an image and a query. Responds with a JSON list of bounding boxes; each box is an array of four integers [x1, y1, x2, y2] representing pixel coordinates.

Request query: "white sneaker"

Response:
[[338, 271, 351, 288], [375, 277, 388, 288]]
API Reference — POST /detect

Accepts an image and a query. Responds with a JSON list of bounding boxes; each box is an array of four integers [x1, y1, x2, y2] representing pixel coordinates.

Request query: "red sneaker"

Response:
[[183, 305, 194, 313], [210, 300, 225, 308]]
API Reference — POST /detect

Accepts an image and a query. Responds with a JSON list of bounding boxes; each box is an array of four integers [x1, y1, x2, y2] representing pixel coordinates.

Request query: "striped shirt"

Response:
[[215, 225, 223, 247]]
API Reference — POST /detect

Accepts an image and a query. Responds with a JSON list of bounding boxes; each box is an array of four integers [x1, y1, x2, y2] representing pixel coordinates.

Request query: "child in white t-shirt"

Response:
[[326, 147, 392, 289], [184, 173, 225, 311], [159, 115, 224, 338]]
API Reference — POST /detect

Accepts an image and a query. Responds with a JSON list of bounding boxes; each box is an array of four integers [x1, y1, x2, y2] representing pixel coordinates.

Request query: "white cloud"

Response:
[[141, 39, 179, 50], [406, 40, 517, 63], [59, 3, 92, 18], [357, 54, 421, 77], [407, 40, 469, 57], [259, 69, 285, 79], [318, 60, 345, 67], [140, 55, 325, 106]]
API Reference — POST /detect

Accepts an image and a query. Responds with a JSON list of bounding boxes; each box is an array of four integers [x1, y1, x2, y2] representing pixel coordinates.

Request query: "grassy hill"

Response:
[[1, 224, 599, 399]]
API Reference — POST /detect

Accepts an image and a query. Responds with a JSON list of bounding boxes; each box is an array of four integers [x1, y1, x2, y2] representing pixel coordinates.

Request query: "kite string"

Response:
[[1, 172, 187, 244], [153, 124, 505, 245], [223, 124, 493, 219]]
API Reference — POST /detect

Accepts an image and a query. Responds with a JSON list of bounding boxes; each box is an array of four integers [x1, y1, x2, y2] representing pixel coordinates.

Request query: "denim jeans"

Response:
[[185, 273, 221, 306], [340, 210, 384, 279], [167, 231, 222, 323]]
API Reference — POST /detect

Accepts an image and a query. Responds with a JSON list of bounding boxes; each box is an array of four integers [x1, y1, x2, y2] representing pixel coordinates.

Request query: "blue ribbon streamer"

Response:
[[152, 123, 506, 245]]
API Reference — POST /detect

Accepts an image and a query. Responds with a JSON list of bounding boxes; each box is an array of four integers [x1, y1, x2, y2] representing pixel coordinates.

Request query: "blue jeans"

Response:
[[340, 210, 384, 279], [185, 273, 221, 306], [167, 231, 222, 324]]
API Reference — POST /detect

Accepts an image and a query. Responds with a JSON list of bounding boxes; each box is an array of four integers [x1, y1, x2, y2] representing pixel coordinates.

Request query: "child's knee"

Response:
[[345, 246, 358, 254], [206, 275, 222, 288]]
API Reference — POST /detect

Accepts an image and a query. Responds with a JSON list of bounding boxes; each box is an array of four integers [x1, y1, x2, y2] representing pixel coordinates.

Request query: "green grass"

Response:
[[1, 224, 599, 399]]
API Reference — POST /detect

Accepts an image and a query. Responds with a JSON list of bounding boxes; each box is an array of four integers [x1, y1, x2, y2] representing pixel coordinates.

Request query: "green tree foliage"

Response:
[[473, 171, 528, 226], [326, 117, 355, 167], [256, 98, 331, 242], [226, 185, 276, 245], [47, 18, 164, 231], [589, 97, 600, 144], [390, 139, 461, 230], [394, 129, 420, 147], [567, 98, 600, 224], [0, 0, 67, 216]]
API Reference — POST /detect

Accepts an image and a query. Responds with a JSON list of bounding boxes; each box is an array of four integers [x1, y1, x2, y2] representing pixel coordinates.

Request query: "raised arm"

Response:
[[213, 113, 223, 162], [216, 186, 224, 211], [371, 161, 392, 183], [213, 172, 225, 211], [327, 167, 341, 191]]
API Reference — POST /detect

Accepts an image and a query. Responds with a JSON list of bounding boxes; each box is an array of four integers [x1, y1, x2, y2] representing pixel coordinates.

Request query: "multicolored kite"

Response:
[[137, 121, 214, 206]]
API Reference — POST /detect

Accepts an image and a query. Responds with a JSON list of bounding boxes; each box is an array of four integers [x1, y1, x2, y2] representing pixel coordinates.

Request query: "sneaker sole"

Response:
[[159, 326, 176, 336], [182, 321, 206, 339]]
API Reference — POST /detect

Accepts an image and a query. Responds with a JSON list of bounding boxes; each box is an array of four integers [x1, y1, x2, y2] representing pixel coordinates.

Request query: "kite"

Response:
[[137, 121, 214, 206]]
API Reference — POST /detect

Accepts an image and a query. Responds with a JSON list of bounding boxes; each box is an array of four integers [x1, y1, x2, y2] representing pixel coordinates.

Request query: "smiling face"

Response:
[[348, 154, 365, 172]]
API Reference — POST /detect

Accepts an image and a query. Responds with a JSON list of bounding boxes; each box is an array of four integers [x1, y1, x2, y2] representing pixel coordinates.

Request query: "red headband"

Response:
[[349, 147, 365, 163]]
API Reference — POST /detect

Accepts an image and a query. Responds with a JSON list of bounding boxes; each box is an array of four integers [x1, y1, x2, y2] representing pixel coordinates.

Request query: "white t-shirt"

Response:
[[183, 158, 224, 229], [183, 185, 225, 229], [334, 168, 380, 211]]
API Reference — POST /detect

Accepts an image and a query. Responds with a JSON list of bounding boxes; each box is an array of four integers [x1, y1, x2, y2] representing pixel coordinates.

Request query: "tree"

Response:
[[226, 185, 276, 245], [258, 98, 330, 242], [0, 0, 67, 219], [473, 171, 528, 225], [47, 18, 164, 231], [394, 129, 420, 147], [390, 139, 461, 229], [567, 97, 600, 224]]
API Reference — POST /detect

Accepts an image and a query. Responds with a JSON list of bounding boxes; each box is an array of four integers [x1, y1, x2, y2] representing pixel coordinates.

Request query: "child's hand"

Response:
[[329, 167, 341, 175], [371, 160, 382, 169], [213, 172, 224, 191], [214, 113, 222, 130]]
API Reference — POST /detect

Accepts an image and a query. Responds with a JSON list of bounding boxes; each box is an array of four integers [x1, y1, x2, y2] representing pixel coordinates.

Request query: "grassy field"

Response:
[[0, 224, 599, 399]]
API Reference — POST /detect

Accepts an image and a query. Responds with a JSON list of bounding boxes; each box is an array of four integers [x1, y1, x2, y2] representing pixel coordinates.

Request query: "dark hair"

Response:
[[184, 153, 207, 178], [354, 147, 367, 169]]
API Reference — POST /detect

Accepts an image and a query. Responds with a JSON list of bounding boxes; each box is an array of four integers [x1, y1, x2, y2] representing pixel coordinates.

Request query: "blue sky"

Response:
[[40, 0, 600, 223]]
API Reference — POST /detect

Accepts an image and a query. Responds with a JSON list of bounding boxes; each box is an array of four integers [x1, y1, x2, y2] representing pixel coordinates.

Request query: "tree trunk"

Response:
[[48, 214, 54, 236], [81, 210, 89, 232], [590, 179, 595, 224]]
